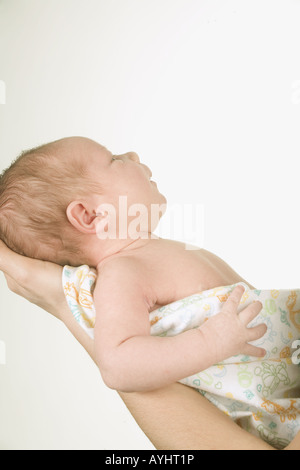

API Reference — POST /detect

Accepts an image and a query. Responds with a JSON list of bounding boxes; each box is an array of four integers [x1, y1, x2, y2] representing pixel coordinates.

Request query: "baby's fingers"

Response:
[[223, 285, 245, 313], [242, 343, 266, 358], [247, 322, 268, 342], [239, 300, 263, 325]]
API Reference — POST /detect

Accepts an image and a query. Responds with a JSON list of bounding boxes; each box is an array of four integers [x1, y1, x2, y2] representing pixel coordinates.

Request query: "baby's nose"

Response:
[[127, 152, 140, 163]]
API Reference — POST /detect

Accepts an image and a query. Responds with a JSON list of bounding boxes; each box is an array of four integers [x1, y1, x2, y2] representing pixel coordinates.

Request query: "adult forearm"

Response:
[[0, 241, 297, 451], [119, 383, 275, 450], [56, 306, 300, 450]]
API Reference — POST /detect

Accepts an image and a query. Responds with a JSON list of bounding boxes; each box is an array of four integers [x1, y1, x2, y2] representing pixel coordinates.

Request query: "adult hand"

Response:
[[0, 239, 67, 319]]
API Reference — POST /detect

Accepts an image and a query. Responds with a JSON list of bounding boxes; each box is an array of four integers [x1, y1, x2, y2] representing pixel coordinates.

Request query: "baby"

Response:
[[0, 136, 267, 392]]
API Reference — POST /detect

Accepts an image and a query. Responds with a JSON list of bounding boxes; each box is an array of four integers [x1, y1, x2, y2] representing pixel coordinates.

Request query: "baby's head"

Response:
[[0, 137, 166, 266]]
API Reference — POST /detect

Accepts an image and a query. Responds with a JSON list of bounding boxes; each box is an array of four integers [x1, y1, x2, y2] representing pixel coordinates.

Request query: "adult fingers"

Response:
[[3, 273, 26, 296], [0, 241, 28, 283]]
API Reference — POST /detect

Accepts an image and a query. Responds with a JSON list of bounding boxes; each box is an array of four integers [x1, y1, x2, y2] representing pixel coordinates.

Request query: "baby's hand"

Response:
[[199, 285, 267, 363]]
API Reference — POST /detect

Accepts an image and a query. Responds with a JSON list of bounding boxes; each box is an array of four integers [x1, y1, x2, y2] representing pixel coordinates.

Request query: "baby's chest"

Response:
[[146, 261, 207, 311]]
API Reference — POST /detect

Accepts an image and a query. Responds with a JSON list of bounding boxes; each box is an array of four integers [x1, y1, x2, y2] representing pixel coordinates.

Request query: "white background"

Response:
[[0, 0, 300, 450]]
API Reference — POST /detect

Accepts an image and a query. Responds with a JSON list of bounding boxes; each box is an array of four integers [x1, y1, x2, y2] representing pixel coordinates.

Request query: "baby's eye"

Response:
[[111, 156, 124, 163]]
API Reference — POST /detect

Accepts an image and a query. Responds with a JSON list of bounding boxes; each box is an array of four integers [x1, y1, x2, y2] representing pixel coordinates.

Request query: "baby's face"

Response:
[[67, 137, 167, 231]]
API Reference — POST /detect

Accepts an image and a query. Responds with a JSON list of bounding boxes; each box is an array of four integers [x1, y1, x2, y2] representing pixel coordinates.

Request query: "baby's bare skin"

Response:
[[93, 237, 265, 392], [1, 239, 300, 450], [47, 137, 265, 392], [1, 137, 266, 393], [61, 137, 253, 306], [0, 134, 297, 449], [97, 237, 254, 312]]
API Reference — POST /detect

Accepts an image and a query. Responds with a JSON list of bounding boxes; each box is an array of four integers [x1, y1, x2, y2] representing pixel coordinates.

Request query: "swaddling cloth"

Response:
[[62, 265, 300, 449]]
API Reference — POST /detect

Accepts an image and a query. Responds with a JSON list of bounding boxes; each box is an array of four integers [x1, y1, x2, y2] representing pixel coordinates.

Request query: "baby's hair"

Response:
[[0, 138, 102, 266]]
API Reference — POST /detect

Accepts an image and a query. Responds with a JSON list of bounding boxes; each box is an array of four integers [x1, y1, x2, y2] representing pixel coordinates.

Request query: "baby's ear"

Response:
[[66, 200, 98, 234]]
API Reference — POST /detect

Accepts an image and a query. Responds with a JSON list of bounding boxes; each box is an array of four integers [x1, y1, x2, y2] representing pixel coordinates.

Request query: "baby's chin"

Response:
[[156, 191, 167, 207], [152, 195, 167, 214]]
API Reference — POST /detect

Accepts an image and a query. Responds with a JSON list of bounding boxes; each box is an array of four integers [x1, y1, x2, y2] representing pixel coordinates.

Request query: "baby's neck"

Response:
[[82, 232, 159, 269]]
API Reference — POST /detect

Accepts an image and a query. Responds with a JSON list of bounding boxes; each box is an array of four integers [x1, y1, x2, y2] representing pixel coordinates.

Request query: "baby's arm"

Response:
[[94, 259, 267, 393]]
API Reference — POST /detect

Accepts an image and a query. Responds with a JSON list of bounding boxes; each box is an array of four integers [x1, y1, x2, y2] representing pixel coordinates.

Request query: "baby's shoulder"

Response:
[[97, 254, 145, 276], [96, 254, 155, 303]]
